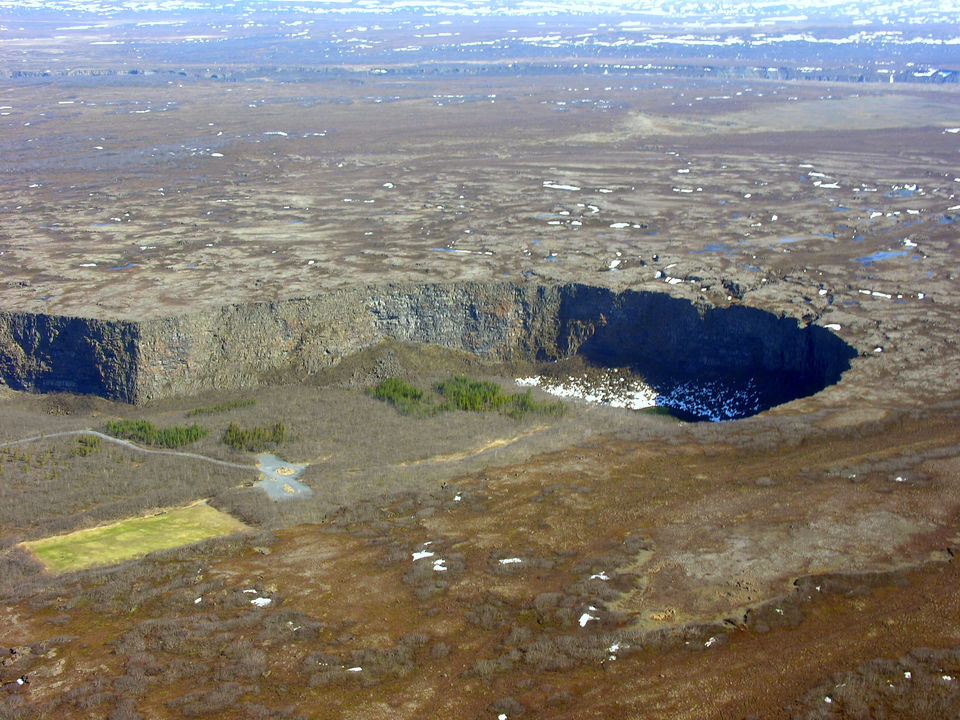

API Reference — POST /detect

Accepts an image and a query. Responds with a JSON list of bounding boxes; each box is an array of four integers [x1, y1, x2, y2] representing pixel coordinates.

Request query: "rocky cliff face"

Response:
[[132, 283, 561, 402], [0, 282, 857, 416], [0, 312, 140, 401]]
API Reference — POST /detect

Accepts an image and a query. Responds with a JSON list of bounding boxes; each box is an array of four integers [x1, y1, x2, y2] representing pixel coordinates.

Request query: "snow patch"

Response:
[[516, 373, 657, 410], [543, 181, 580, 191]]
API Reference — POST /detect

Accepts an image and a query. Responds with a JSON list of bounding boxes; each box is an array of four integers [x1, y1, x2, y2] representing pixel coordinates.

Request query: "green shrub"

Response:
[[70, 434, 102, 457], [222, 422, 287, 452], [104, 420, 209, 448], [436, 377, 565, 419], [368, 376, 565, 420], [187, 399, 256, 417], [504, 387, 566, 420], [435, 376, 506, 412], [636, 405, 677, 417], [366, 378, 436, 416]]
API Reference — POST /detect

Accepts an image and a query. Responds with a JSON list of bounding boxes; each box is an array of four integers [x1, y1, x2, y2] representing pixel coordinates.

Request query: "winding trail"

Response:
[[393, 425, 549, 467], [0, 429, 255, 472]]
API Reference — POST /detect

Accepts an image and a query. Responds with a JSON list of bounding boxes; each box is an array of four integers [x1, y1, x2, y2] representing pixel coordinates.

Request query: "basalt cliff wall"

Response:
[[0, 312, 140, 401], [0, 282, 856, 410], [132, 282, 563, 403]]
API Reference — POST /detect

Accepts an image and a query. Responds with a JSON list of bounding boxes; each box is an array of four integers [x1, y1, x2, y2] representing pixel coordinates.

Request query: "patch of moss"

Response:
[[22, 504, 249, 573]]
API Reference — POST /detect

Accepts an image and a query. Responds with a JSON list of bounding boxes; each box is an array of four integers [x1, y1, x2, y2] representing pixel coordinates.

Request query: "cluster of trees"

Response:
[[104, 420, 209, 448], [222, 422, 287, 452], [367, 376, 565, 419], [366, 377, 430, 415], [434, 376, 507, 412], [69, 434, 102, 457]]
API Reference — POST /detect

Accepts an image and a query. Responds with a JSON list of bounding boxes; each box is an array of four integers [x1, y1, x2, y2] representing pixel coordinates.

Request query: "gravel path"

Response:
[[0, 429, 255, 472]]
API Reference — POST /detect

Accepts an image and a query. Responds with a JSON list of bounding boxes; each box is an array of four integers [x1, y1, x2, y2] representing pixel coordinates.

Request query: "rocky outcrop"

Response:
[[133, 283, 561, 403], [0, 282, 857, 416]]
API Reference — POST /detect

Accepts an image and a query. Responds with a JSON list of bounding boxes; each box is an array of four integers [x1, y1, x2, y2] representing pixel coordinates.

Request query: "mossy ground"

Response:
[[22, 503, 249, 573]]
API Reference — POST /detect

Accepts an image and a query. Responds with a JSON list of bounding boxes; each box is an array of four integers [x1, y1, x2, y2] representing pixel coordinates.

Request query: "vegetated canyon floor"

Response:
[[2, 60, 960, 718]]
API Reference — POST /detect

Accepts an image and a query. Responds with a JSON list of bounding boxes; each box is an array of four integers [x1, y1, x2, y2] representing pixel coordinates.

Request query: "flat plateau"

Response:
[[2, 12, 960, 718]]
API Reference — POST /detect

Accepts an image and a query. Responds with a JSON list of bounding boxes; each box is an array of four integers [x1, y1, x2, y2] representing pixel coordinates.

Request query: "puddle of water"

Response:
[[693, 243, 736, 255], [517, 372, 766, 422], [255, 453, 312, 500], [886, 187, 917, 198], [856, 250, 908, 265]]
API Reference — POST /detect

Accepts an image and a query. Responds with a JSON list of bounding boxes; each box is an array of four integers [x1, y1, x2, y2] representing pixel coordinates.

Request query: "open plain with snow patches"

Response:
[[2, 1, 960, 718]]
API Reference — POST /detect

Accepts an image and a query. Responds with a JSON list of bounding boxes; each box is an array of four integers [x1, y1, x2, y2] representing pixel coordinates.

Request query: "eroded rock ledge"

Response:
[[0, 282, 856, 417]]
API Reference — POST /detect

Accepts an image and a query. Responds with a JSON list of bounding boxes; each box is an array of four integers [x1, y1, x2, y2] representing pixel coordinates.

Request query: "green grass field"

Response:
[[22, 503, 250, 573]]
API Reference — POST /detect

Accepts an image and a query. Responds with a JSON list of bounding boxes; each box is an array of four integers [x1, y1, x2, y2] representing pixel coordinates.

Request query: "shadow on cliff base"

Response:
[[0, 314, 139, 401], [556, 286, 858, 421]]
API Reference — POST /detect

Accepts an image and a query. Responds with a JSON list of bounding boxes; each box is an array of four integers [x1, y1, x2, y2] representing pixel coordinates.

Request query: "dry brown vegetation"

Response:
[[0, 437, 245, 547], [2, 18, 960, 716], [2, 355, 960, 717]]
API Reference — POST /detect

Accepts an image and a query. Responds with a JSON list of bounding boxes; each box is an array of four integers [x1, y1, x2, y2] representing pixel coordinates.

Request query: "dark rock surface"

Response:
[[0, 312, 139, 401]]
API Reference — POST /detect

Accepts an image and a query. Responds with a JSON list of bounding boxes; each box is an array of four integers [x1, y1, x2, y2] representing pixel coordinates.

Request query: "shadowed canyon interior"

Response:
[[0, 282, 856, 420]]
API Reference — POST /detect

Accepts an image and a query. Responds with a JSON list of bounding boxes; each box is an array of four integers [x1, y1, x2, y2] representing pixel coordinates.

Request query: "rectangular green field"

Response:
[[22, 503, 249, 573]]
